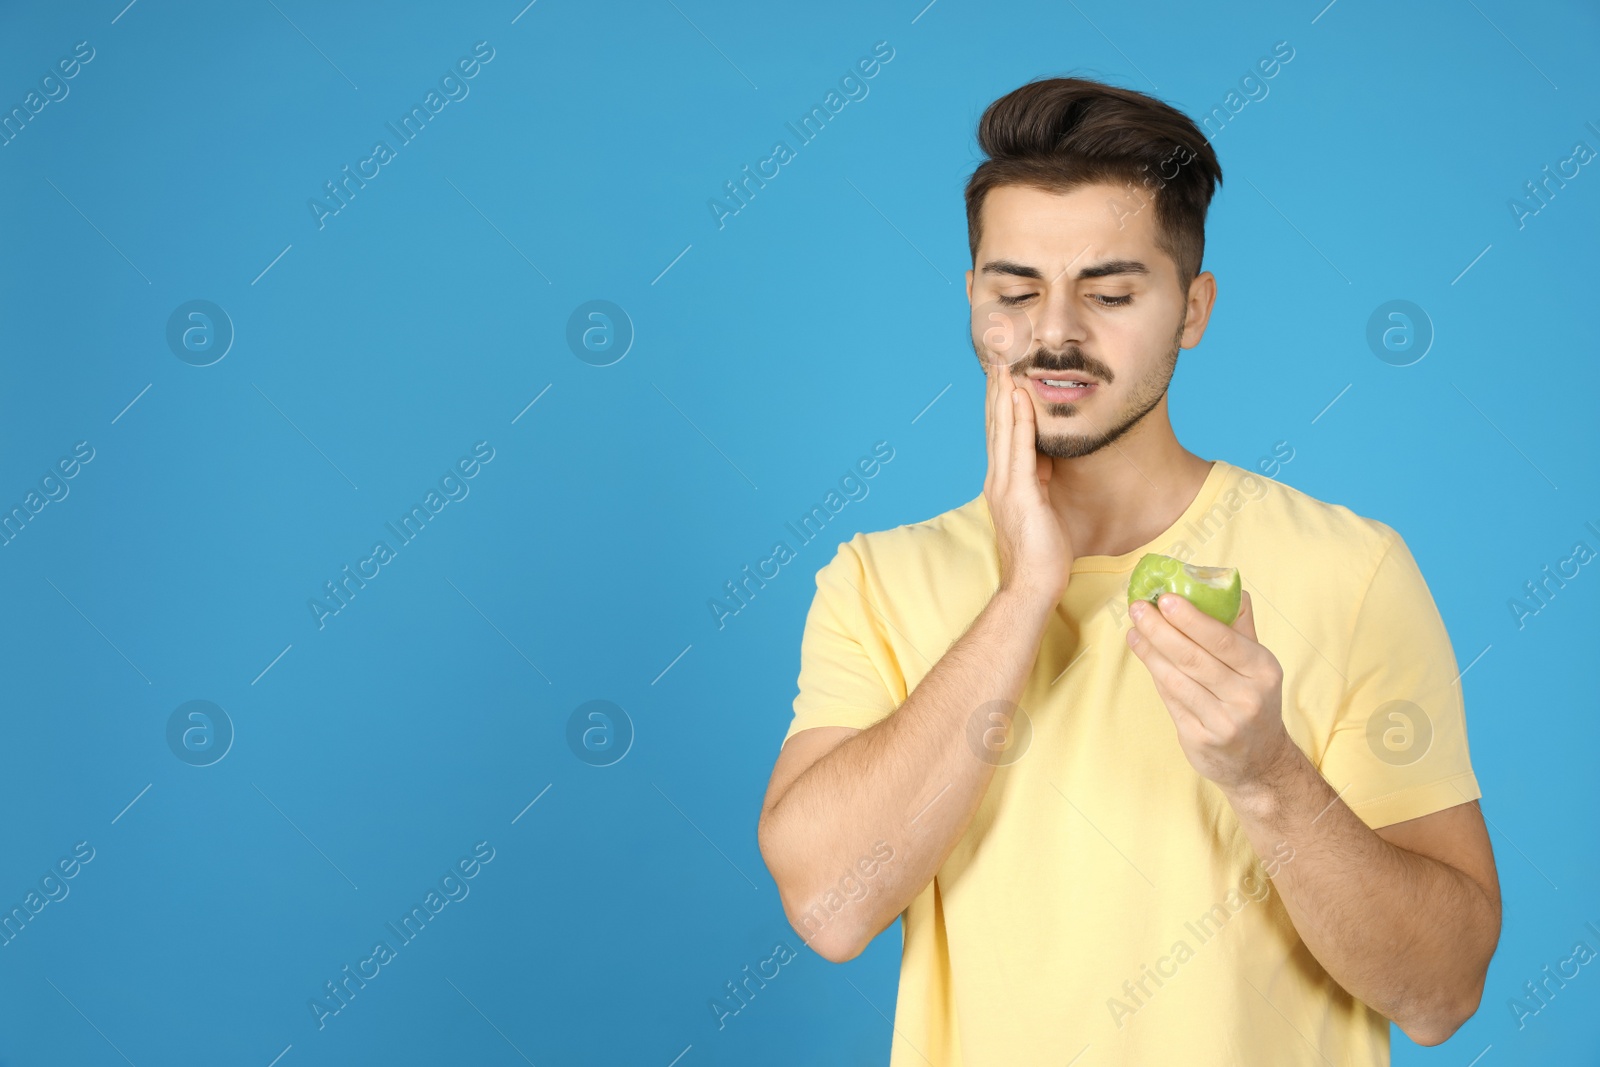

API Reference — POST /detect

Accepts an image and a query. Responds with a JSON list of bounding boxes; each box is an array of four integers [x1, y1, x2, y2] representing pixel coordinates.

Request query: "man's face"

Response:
[[965, 182, 1207, 460]]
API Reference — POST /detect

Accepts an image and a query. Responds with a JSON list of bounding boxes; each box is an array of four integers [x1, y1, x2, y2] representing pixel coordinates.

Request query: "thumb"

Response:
[[1231, 589, 1258, 642]]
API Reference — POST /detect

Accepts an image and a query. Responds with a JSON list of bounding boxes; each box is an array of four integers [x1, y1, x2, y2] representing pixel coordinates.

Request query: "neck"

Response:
[[1043, 406, 1212, 559]]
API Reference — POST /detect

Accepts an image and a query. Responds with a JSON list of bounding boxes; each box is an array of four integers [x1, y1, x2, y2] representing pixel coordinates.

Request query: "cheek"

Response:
[[1088, 327, 1145, 380], [1126, 312, 1184, 363]]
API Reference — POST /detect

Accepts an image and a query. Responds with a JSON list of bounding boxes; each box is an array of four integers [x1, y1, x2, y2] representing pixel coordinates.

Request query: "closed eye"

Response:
[[996, 293, 1133, 307]]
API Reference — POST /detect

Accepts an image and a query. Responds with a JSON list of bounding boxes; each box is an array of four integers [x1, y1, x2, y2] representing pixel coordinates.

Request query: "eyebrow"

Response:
[[979, 258, 1151, 282]]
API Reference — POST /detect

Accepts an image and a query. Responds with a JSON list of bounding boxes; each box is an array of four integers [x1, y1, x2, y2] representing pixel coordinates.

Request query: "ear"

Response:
[[1232, 590, 1258, 643]]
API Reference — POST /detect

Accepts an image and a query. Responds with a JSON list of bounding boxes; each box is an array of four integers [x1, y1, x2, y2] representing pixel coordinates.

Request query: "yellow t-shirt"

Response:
[[782, 458, 1481, 1067]]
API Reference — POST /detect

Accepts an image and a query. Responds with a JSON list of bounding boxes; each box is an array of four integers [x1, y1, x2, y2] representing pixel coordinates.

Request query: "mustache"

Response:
[[1020, 348, 1114, 383]]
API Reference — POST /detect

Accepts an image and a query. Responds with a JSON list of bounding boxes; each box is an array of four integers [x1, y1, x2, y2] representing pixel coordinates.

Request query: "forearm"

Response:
[[760, 587, 1053, 961], [1222, 746, 1498, 1044]]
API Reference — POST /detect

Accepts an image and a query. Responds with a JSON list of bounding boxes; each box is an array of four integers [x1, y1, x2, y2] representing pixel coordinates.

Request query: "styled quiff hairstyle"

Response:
[[964, 77, 1223, 290]]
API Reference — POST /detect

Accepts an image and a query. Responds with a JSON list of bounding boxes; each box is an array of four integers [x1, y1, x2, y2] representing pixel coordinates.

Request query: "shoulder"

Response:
[[1233, 463, 1404, 576], [812, 493, 996, 606], [846, 493, 991, 567], [1218, 466, 1452, 697]]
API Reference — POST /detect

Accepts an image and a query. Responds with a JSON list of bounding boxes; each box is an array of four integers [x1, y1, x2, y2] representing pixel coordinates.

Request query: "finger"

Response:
[[985, 351, 995, 408], [986, 358, 998, 454], [1131, 597, 1236, 699], [1149, 590, 1258, 677], [993, 364, 1013, 488], [984, 360, 996, 489], [1009, 374, 1038, 486], [1127, 628, 1219, 733]]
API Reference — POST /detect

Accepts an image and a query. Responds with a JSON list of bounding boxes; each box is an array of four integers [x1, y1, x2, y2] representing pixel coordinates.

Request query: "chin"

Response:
[[1035, 435, 1106, 460]]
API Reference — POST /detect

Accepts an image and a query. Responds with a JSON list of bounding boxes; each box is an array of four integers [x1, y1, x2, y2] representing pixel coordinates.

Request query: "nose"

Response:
[[1031, 281, 1088, 355]]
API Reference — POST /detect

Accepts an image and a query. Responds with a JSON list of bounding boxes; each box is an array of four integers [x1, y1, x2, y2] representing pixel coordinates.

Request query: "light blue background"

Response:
[[1, 1, 1596, 1063]]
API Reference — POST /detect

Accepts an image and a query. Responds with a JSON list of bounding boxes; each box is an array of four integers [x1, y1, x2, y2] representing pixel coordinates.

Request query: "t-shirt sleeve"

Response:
[[1315, 529, 1482, 829], [782, 538, 904, 747]]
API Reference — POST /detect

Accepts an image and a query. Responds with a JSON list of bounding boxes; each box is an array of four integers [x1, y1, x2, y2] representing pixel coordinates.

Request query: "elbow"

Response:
[[771, 876, 870, 964], [757, 812, 863, 964], [1397, 979, 1486, 1047], [805, 922, 868, 964], [1395, 916, 1498, 1047], [760, 835, 870, 963], [1398, 1017, 1461, 1049], [1397, 1019, 1453, 1048], [772, 889, 866, 964]]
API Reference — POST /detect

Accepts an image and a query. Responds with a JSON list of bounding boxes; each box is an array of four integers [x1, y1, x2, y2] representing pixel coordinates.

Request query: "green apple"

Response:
[[1127, 552, 1242, 625]]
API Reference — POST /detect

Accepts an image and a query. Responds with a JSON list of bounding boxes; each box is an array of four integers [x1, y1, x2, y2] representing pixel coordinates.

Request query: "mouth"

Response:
[[1026, 372, 1099, 404]]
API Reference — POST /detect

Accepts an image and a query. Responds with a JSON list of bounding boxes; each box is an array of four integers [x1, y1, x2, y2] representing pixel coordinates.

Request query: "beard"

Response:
[[973, 313, 1186, 460]]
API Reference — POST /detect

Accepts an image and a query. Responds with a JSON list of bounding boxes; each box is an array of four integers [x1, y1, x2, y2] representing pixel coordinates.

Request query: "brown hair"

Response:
[[964, 77, 1223, 289]]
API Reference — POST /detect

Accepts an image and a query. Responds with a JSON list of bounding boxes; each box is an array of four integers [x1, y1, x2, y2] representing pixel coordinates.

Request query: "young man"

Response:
[[756, 77, 1500, 1065]]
